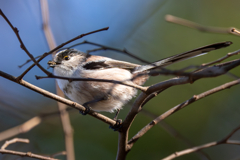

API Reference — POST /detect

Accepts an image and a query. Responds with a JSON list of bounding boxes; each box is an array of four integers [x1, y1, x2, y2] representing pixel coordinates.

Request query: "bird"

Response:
[[48, 41, 232, 113]]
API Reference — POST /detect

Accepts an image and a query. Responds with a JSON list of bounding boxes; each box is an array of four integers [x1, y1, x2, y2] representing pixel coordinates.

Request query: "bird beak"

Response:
[[48, 60, 57, 68]]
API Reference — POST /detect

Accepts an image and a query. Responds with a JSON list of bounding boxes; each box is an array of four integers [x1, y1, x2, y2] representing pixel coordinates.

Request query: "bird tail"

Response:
[[133, 41, 232, 73]]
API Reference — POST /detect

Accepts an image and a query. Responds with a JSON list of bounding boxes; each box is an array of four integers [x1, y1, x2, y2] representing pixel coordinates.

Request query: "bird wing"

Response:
[[82, 58, 139, 71]]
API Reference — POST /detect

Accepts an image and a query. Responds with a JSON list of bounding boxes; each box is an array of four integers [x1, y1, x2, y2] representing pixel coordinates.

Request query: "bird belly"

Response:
[[60, 68, 137, 112]]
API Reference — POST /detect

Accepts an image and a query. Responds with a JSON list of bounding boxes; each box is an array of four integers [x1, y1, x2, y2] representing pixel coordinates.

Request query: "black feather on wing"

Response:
[[83, 60, 111, 70], [82, 59, 139, 71]]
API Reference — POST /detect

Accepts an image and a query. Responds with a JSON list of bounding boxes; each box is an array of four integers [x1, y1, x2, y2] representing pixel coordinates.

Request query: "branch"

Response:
[[35, 74, 148, 92], [40, 1, 75, 160], [128, 78, 240, 148], [129, 59, 240, 115], [51, 151, 67, 158], [73, 41, 150, 64], [0, 138, 58, 160], [141, 109, 210, 160], [201, 48, 240, 67], [40, 0, 56, 50], [17, 26, 109, 80], [0, 107, 74, 142], [0, 9, 109, 80], [132, 47, 240, 81], [116, 58, 240, 159], [18, 55, 41, 68], [1, 138, 29, 150], [0, 70, 116, 127], [36, 58, 240, 95], [146, 59, 240, 95], [231, 28, 240, 36], [18, 40, 150, 68], [165, 14, 240, 36], [0, 149, 59, 160], [0, 117, 41, 142], [162, 125, 240, 160], [0, 9, 51, 76]]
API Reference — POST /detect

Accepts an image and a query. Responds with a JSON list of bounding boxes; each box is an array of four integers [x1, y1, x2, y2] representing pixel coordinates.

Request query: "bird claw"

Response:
[[79, 103, 91, 115], [109, 119, 122, 131]]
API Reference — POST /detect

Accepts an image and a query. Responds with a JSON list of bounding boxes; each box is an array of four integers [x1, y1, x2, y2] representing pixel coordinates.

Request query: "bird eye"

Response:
[[64, 56, 70, 60]]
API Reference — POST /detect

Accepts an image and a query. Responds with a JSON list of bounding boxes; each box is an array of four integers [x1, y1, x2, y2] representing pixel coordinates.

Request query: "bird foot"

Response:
[[79, 103, 91, 115], [109, 119, 122, 131]]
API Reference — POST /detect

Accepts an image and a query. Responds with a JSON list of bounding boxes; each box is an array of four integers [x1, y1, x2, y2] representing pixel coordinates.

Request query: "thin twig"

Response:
[[162, 125, 240, 160], [147, 59, 240, 95], [116, 58, 240, 159], [163, 140, 240, 160], [51, 151, 67, 158], [146, 46, 240, 79], [128, 79, 240, 148], [0, 108, 74, 142], [0, 70, 117, 127], [1, 138, 29, 150], [165, 14, 239, 36], [0, 9, 51, 76], [0, 117, 41, 142], [40, 1, 75, 160], [231, 28, 240, 36], [0, 149, 59, 160], [141, 110, 210, 160], [201, 48, 240, 67], [0, 138, 58, 160], [18, 40, 150, 68], [40, 0, 56, 50], [16, 31, 109, 81], [55, 85, 74, 160], [18, 55, 41, 68], [35, 74, 148, 92], [68, 40, 150, 64]]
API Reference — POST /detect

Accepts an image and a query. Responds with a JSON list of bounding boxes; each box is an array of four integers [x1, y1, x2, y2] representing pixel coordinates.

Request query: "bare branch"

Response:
[[116, 92, 148, 159], [35, 74, 148, 92], [55, 85, 75, 160], [128, 78, 240, 148], [201, 48, 240, 67], [0, 70, 117, 127], [0, 149, 59, 160], [162, 125, 240, 160], [0, 117, 41, 142], [0, 138, 58, 160], [231, 28, 240, 36], [1, 138, 29, 150], [69, 40, 150, 64], [18, 40, 150, 68], [146, 59, 240, 95], [141, 109, 210, 160], [0, 9, 51, 76], [40, 1, 75, 160], [165, 14, 240, 36], [18, 55, 41, 68], [163, 140, 240, 160], [116, 58, 240, 159], [51, 151, 67, 158], [40, 0, 56, 50], [0, 108, 74, 142], [17, 26, 109, 80]]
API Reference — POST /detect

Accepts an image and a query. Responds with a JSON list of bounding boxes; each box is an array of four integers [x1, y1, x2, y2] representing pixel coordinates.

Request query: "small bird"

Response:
[[48, 41, 231, 113]]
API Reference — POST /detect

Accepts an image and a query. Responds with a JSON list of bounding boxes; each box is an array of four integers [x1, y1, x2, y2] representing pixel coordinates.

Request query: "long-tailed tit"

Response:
[[48, 41, 231, 113]]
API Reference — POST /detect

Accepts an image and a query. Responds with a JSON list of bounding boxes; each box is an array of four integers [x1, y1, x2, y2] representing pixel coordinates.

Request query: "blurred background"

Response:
[[0, 0, 240, 159]]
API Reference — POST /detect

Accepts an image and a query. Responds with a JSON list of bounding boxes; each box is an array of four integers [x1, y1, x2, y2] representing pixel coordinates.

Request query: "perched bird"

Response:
[[48, 41, 231, 113]]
